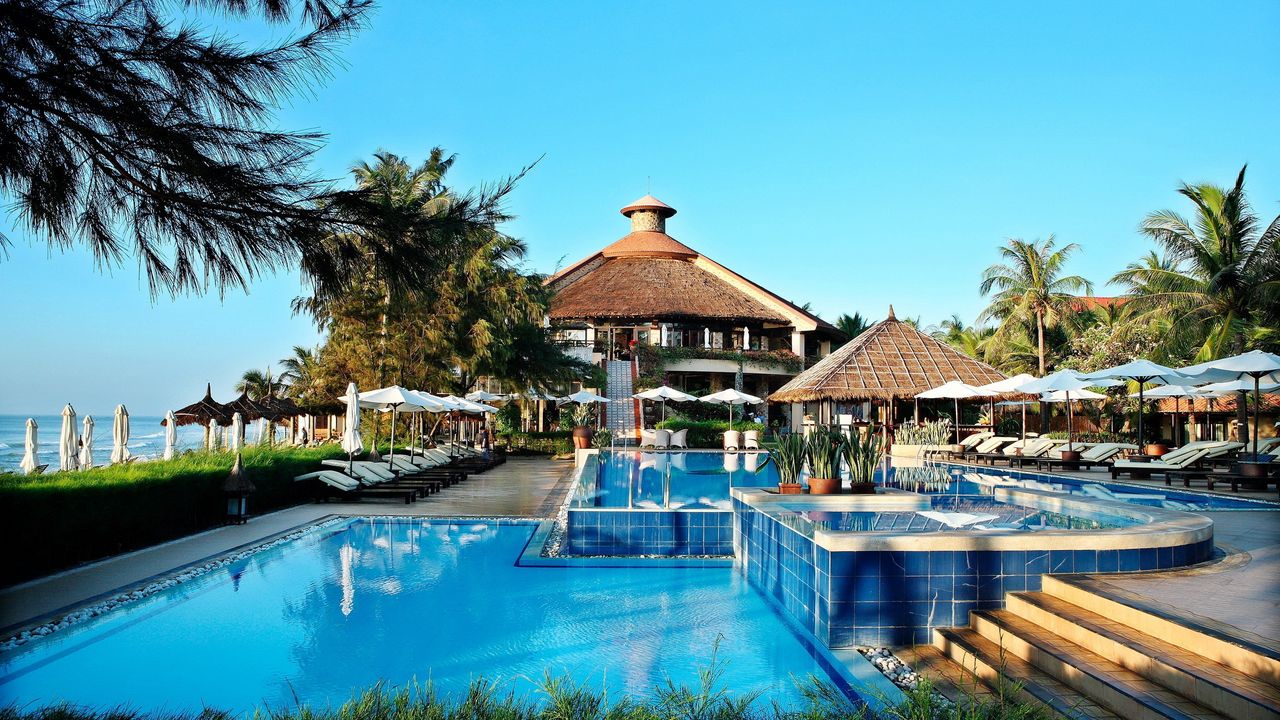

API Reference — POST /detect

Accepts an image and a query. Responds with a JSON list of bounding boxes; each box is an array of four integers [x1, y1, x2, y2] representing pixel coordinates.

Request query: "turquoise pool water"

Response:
[[576, 451, 778, 509], [773, 495, 1140, 534], [0, 519, 853, 712]]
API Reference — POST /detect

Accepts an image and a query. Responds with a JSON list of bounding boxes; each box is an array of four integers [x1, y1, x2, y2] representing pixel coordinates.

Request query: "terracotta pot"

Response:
[[1238, 461, 1269, 479], [807, 477, 841, 495], [848, 482, 877, 495], [1059, 450, 1082, 462], [572, 426, 592, 450], [777, 482, 803, 495], [1144, 443, 1169, 457]]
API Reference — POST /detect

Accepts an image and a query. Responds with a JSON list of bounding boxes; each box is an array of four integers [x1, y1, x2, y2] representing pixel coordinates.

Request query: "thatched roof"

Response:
[[550, 256, 789, 324], [227, 392, 273, 422], [770, 308, 1007, 402], [169, 383, 233, 427], [259, 394, 304, 419]]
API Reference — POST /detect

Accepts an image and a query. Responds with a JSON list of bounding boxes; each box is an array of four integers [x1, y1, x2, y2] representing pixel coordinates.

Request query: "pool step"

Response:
[[1040, 574, 1280, 687], [1005, 591, 1280, 719], [932, 627, 1120, 719]]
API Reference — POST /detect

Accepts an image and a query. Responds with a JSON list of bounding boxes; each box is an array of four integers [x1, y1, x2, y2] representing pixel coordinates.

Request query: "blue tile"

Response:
[[954, 577, 977, 601], [1139, 547, 1158, 570], [1118, 549, 1141, 572], [1003, 575, 1026, 593], [880, 551, 907, 575], [1001, 550, 1027, 575], [1026, 551, 1049, 576], [852, 576, 880, 602], [904, 552, 930, 576], [978, 576, 1003, 602], [1049, 550, 1074, 574], [1172, 543, 1191, 567], [977, 551, 1002, 574], [1074, 550, 1097, 573], [1158, 545, 1174, 569], [828, 551, 857, 577], [930, 551, 958, 576]]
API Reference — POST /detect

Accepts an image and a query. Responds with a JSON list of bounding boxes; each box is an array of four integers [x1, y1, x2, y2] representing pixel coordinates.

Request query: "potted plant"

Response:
[[805, 425, 846, 494], [844, 429, 883, 494], [772, 432, 805, 494], [591, 429, 613, 449], [570, 404, 594, 450]]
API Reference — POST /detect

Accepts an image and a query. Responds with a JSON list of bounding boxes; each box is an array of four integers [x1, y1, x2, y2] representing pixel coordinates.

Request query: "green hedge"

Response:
[[497, 430, 573, 455], [0, 445, 344, 584], [654, 419, 766, 448]]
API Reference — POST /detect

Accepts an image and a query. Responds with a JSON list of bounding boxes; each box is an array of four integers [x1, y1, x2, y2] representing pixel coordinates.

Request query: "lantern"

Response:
[[222, 452, 255, 524]]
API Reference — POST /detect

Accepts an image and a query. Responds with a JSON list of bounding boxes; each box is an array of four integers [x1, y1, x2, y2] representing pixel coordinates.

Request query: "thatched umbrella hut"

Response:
[[227, 392, 273, 422], [166, 383, 233, 448], [770, 307, 1006, 438]]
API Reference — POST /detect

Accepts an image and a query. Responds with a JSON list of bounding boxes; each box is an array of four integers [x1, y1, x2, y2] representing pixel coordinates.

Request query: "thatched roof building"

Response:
[[168, 383, 233, 427], [771, 307, 1006, 403], [227, 392, 273, 422]]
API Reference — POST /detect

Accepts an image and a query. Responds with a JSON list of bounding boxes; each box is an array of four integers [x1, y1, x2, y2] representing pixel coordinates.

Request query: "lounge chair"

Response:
[[1003, 438, 1067, 467], [294, 469, 416, 503], [654, 429, 672, 449], [743, 430, 761, 450], [385, 456, 462, 487], [1032, 442, 1137, 471], [975, 437, 1051, 466], [1109, 442, 1243, 479], [955, 436, 1015, 462], [322, 459, 442, 496], [640, 429, 658, 448], [670, 428, 689, 449], [942, 432, 994, 459], [723, 430, 742, 451]]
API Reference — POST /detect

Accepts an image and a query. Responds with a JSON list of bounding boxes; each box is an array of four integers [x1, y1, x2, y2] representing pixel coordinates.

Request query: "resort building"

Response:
[[545, 195, 844, 431]]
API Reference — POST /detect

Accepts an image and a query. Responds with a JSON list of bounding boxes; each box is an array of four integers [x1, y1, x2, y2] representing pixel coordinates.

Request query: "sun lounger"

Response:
[[322, 460, 443, 496], [1108, 442, 1241, 479], [723, 430, 742, 451], [954, 436, 1015, 462], [943, 432, 995, 459], [1031, 442, 1137, 471], [294, 470, 416, 503], [670, 428, 689, 449], [978, 438, 1054, 466], [743, 430, 761, 450]]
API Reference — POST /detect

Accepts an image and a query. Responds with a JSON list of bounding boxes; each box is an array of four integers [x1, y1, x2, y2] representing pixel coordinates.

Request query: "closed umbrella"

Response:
[[59, 403, 79, 472], [111, 404, 132, 464], [699, 388, 763, 428], [19, 418, 39, 475], [207, 418, 219, 451], [1181, 350, 1280, 457], [163, 410, 178, 460], [229, 412, 245, 453], [915, 381, 994, 443], [1080, 359, 1187, 447], [340, 382, 363, 472], [79, 415, 95, 468]]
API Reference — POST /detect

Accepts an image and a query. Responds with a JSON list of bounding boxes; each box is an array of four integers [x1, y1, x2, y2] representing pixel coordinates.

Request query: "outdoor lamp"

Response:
[[223, 452, 256, 525]]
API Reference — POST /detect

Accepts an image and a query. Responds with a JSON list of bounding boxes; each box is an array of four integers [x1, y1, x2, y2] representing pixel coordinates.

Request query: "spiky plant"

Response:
[[771, 432, 806, 485], [805, 425, 847, 479]]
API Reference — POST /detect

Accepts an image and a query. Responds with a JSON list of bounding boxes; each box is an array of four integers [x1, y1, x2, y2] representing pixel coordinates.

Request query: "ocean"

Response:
[[0, 414, 286, 473]]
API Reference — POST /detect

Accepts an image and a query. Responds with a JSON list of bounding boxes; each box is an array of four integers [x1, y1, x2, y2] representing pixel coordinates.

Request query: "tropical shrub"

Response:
[[0, 445, 344, 584], [771, 432, 806, 485], [592, 429, 613, 448], [844, 430, 884, 486], [655, 419, 766, 448], [805, 426, 846, 479], [895, 418, 952, 446], [497, 431, 573, 455]]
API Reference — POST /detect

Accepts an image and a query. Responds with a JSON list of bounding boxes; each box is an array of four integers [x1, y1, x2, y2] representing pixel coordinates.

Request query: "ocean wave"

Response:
[[134, 432, 164, 439], [0, 443, 8, 449]]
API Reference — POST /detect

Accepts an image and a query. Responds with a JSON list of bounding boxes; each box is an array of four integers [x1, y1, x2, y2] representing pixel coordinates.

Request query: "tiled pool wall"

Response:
[[732, 497, 1214, 647], [565, 508, 734, 555]]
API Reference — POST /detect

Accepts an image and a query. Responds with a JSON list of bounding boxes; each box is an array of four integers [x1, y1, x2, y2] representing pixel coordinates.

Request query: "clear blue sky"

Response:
[[2, 1, 1277, 416]]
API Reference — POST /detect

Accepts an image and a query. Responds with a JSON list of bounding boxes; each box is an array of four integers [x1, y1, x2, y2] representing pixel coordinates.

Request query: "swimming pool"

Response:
[[575, 451, 778, 510], [0, 518, 857, 712], [774, 495, 1140, 533]]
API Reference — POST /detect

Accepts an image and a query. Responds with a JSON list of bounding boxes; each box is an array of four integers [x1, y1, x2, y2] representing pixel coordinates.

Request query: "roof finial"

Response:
[[887, 305, 897, 321]]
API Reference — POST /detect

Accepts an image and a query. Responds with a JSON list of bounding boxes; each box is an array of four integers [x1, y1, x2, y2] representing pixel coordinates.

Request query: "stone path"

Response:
[[0, 456, 574, 632]]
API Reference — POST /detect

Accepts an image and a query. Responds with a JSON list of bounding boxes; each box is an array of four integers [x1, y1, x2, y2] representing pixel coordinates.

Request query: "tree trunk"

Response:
[[1232, 336, 1249, 443], [1037, 310, 1050, 434]]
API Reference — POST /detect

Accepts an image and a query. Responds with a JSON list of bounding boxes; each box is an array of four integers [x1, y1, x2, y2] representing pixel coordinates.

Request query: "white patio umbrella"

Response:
[[1080, 359, 1187, 446], [207, 418, 219, 451], [915, 381, 994, 444], [464, 390, 506, 403], [78, 415, 95, 469], [1041, 388, 1107, 401], [1180, 350, 1280, 457], [976, 374, 1038, 394], [700, 388, 763, 428], [19, 418, 38, 474], [561, 390, 610, 404], [111, 404, 132, 463], [163, 411, 178, 460], [633, 386, 697, 424], [1016, 371, 1099, 452], [229, 412, 245, 453], [1128, 384, 1206, 446], [344, 385, 434, 470], [339, 382, 363, 471], [59, 403, 79, 472]]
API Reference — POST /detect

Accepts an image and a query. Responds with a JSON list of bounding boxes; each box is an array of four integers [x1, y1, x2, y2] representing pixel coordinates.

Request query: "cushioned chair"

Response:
[[723, 430, 742, 451], [670, 428, 689, 449], [654, 429, 672, 449], [743, 430, 761, 450], [639, 429, 658, 448]]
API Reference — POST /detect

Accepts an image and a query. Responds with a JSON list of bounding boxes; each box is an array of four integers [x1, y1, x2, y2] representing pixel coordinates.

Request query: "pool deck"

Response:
[[0, 455, 575, 633]]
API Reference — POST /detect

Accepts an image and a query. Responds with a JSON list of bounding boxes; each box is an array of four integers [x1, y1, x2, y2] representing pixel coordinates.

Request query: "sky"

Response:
[[2, 1, 1278, 416]]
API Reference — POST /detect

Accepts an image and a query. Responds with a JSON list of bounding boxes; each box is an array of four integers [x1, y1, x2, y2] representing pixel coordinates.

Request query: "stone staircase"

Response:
[[603, 359, 636, 441], [932, 574, 1280, 720]]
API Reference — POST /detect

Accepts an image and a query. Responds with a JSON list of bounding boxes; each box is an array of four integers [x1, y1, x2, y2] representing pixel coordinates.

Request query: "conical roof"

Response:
[[620, 194, 676, 218], [227, 391, 273, 422], [169, 383, 233, 427], [771, 309, 1007, 402]]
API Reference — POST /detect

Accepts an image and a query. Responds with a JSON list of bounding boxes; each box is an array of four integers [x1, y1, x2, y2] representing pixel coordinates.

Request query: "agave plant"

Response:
[[805, 426, 847, 479], [843, 430, 884, 489], [771, 432, 806, 486]]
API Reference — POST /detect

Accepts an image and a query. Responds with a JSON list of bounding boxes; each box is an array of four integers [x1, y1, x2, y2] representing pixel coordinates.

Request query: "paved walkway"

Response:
[[0, 456, 574, 632]]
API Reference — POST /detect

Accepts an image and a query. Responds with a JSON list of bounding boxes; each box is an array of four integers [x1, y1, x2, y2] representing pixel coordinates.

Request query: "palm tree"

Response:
[[279, 346, 323, 402], [931, 315, 995, 360], [236, 368, 283, 401], [1113, 165, 1280, 440], [834, 312, 871, 342], [979, 236, 1094, 375], [1113, 166, 1280, 362]]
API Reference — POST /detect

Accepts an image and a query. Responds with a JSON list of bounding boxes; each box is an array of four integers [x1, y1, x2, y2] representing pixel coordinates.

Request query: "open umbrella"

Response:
[[163, 410, 177, 460], [633, 386, 697, 424], [111, 404, 132, 464], [1181, 350, 1280, 457], [1080, 359, 1187, 447], [229, 411, 245, 453], [340, 382, 363, 472], [700, 388, 763, 429], [59, 403, 79, 472], [1129, 384, 1206, 446], [343, 385, 435, 471], [915, 381, 993, 443], [1016, 371, 1100, 452], [79, 415, 94, 469], [561, 390, 610, 404], [19, 418, 38, 474], [1041, 388, 1107, 401], [464, 390, 507, 403]]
